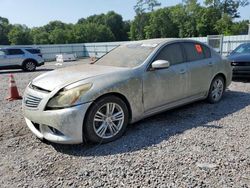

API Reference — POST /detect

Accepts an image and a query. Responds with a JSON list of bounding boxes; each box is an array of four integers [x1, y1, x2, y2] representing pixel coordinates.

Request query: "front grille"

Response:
[[231, 62, 250, 66], [24, 94, 42, 108]]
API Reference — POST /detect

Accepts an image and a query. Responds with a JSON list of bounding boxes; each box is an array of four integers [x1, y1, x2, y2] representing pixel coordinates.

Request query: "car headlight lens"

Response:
[[47, 83, 92, 109]]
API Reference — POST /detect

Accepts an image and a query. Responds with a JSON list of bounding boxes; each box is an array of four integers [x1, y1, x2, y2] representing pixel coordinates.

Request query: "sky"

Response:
[[0, 0, 249, 28]]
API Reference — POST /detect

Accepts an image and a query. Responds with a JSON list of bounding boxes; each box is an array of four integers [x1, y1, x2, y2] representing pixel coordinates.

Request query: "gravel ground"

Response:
[[0, 60, 250, 188]]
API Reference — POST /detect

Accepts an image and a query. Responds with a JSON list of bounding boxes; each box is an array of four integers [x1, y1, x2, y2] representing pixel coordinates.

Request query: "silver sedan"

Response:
[[23, 39, 232, 144]]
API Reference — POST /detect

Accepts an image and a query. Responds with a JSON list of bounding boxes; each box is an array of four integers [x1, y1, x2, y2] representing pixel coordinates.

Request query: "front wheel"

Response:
[[23, 61, 37, 71], [207, 76, 225, 104], [84, 96, 129, 144]]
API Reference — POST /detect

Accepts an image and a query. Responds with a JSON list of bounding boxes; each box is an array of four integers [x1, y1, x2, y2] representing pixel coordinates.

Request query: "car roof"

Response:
[[0, 47, 39, 50], [123, 38, 207, 48]]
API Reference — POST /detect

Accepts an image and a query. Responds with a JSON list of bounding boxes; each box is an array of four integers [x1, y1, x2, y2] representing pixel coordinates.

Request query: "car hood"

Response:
[[227, 53, 250, 62], [32, 64, 129, 91]]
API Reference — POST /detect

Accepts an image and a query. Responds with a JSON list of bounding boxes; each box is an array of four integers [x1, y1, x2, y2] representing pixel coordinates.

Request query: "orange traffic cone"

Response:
[[6, 74, 22, 101]]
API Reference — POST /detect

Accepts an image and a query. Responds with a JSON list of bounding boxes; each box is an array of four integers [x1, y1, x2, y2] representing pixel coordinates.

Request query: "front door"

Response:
[[143, 43, 188, 113], [5, 49, 25, 67]]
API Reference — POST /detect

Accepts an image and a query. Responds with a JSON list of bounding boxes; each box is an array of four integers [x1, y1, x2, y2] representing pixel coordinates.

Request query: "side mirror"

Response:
[[151, 60, 170, 70]]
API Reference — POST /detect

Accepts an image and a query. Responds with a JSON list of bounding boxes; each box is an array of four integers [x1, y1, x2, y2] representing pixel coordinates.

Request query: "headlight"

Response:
[[47, 83, 92, 109]]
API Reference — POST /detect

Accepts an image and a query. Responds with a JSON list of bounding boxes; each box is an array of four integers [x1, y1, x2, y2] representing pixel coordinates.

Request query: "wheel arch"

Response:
[[82, 92, 132, 140], [212, 72, 226, 89]]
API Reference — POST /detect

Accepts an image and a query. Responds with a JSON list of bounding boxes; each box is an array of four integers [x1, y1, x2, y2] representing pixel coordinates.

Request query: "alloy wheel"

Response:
[[211, 79, 224, 101], [93, 103, 125, 139]]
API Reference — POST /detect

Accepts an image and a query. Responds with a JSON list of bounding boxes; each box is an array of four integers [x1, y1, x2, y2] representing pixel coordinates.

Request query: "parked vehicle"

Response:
[[23, 39, 232, 144], [227, 43, 250, 77], [0, 47, 44, 71]]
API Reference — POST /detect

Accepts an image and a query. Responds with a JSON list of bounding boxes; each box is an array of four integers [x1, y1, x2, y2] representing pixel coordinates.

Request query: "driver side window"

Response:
[[154, 43, 185, 65]]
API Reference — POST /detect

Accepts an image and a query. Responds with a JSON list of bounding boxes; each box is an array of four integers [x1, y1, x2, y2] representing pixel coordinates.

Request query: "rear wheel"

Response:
[[84, 96, 129, 144], [207, 76, 225, 103], [23, 61, 37, 71]]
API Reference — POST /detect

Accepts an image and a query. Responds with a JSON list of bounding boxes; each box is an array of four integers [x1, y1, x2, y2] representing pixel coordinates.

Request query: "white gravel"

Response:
[[0, 60, 249, 188]]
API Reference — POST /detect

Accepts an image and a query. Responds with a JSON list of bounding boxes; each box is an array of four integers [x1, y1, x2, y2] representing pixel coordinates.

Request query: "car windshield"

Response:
[[94, 43, 157, 68], [231, 43, 250, 55]]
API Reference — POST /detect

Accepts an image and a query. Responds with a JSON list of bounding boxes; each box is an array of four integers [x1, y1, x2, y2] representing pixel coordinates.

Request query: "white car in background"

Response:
[[0, 47, 45, 71]]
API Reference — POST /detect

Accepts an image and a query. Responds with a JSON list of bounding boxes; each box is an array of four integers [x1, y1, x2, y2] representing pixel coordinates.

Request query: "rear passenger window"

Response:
[[202, 45, 211, 58], [154, 43, 184, 65], [182, 42, 211, 62], [7, 49, 24, 55], [25, 49, 41, 54]]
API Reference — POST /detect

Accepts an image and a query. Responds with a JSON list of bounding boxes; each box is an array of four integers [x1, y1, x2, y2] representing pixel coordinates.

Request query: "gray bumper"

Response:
[[24, 103, 91, 144], [22, 86, 92, 144]]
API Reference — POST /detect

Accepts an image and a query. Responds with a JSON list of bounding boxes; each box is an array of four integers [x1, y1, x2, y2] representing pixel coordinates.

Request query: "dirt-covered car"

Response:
[[23, 39, 232, 144]]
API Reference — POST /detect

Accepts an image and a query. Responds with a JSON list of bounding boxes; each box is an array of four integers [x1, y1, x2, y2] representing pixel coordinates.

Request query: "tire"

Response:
[[84, 95, 129, 144], [23, 60, 37, 71], [207, 76, 225, 104]]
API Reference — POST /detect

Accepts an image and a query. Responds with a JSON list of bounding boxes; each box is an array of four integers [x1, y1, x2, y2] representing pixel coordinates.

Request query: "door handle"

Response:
[[208, 62, 214, 67], [179, 69, 186, 74]]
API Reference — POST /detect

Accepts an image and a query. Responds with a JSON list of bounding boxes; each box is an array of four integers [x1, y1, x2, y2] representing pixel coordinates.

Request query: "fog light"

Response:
[[48, 126, 64, 136]]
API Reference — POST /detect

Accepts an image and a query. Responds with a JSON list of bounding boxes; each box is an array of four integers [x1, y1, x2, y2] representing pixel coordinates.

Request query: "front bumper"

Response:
[[232, 66, 250, 77], [23, 86, 92, 144]]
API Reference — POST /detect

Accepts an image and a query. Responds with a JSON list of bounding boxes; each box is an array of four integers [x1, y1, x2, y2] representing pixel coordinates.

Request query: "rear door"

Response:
[[182, 42, 214, 97], [5, 49, 25, 66], [143, 42, 189, 112]]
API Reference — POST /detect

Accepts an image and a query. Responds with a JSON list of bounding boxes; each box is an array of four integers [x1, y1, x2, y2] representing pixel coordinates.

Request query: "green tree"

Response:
[[231, 20, 249, 35], [145, 8, 178, 38], [0, 17, 10, 45], [169, 1, 201, 37], [8, 25, 32, 45], [134, 0, 161, 14], [131, 0, 161, 40], [105, 11, 127, 41], [73, 23, 115, 43], [196, 7, 221, 36], [49, 28, 69, 44], [43, 21, 67, 32], [214, 14, 233, 35], [205, 0, 249, 18], [31, 28, 50, 44], [130, 13, 150, 40], [82, 11, 129, 41]]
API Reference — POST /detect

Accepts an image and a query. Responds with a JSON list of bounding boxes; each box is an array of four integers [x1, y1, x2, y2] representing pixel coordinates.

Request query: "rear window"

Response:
[[6, 49, 24, 55], [182, 43, 211, 62], [25, 49, 41, 54], [203, 45, 211, 58]]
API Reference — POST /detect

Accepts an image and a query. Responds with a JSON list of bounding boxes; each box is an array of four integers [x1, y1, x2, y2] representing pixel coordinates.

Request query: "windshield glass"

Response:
[[94, 43, 157, 68], [231, 43, 250, 55]]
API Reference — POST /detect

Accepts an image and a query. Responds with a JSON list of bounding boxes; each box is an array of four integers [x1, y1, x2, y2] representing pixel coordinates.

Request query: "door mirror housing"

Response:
[[151, 60, 170, 70]]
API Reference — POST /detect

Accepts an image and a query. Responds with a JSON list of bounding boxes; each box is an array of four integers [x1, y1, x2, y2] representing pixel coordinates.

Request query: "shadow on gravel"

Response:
[[0, 68, 54, 75], [233, 78, 250, 83], [50, 90, 250, 156]]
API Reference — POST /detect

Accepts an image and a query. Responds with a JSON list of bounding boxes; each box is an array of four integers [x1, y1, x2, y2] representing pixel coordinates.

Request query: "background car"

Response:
[[0, 47, 45, 71], [227, 43, 250, 77], [23, 39, 232, 144]]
